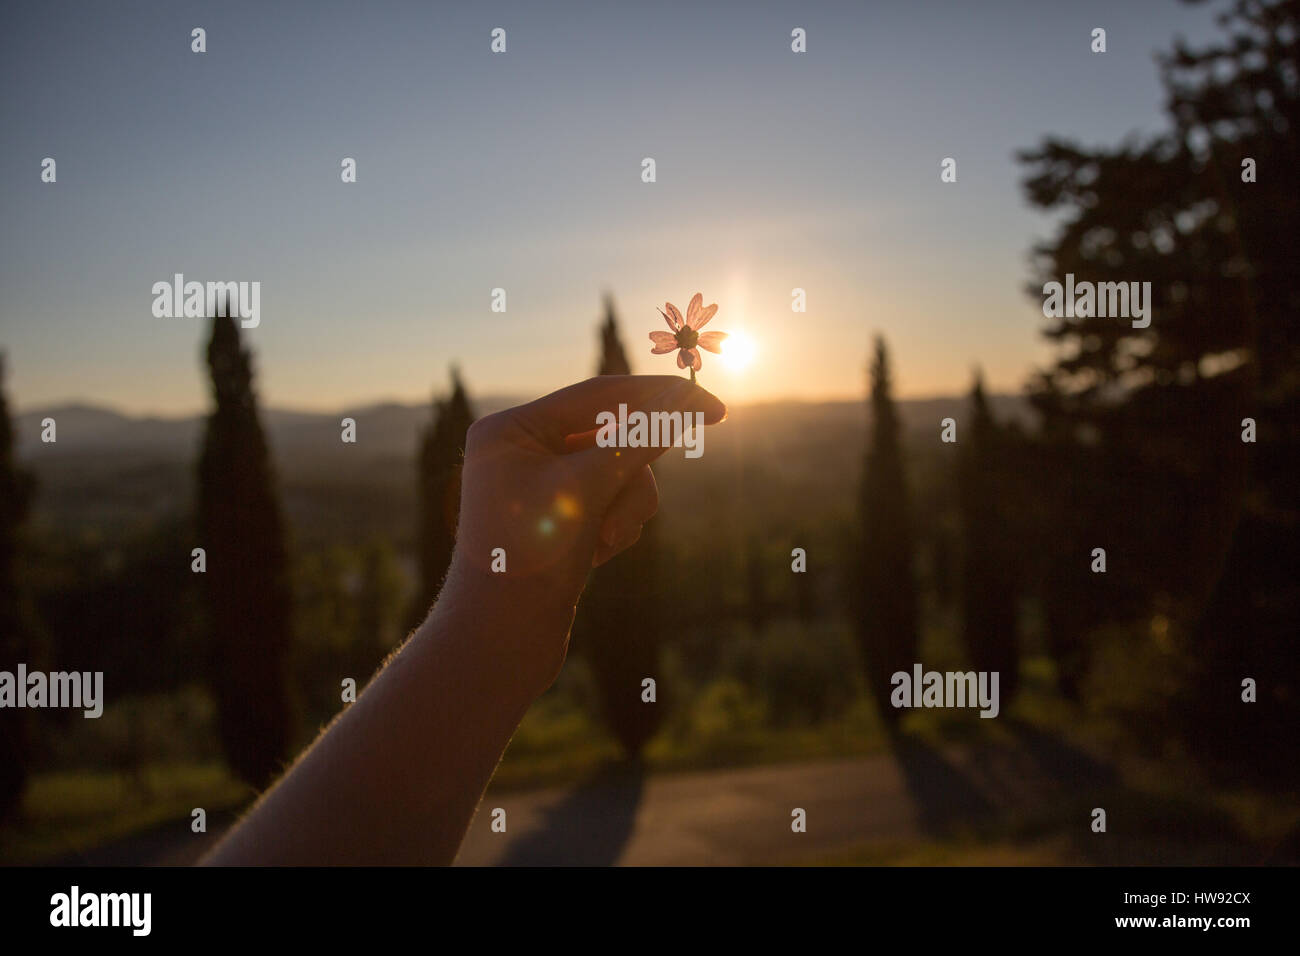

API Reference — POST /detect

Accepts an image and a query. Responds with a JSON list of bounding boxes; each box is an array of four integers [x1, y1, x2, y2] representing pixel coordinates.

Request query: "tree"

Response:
[[1018, 0, 1299, 770], [571, 296, 664, 757], [409, 368, 474, 630], [0, 355, 35, 821], [958, 371, 1020, 705], [855, 336, 919, 728], [197, 313, 294, 787]]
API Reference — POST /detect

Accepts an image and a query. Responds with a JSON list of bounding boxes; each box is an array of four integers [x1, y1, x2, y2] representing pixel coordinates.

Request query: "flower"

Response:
[[649, 293, 727, 380]]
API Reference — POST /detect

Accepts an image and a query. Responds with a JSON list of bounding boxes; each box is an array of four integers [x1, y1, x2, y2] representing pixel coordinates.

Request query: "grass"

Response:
[[1, 762, 249, 865]]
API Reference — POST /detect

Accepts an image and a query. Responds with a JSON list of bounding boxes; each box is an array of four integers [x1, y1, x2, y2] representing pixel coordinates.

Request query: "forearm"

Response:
[[201, 559, 573, 866]]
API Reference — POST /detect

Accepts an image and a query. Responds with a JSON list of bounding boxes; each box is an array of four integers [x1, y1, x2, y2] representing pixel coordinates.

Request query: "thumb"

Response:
[[579, 378, 727, 487]]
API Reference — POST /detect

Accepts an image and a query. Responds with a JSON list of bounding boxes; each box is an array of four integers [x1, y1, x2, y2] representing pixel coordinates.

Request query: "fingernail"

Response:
[[669, 381, 727, 424]]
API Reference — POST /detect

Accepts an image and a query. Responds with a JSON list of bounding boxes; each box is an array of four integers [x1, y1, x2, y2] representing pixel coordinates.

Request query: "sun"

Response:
[[720, 331, 757, 370]]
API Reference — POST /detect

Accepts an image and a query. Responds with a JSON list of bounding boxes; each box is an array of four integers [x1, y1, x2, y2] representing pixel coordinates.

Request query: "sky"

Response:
[[0, 0, 1224, 415]]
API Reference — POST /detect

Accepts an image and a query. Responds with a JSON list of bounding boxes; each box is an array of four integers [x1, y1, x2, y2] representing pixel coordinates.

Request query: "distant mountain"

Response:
[[15, 393, 1034, 461], [13, 396, 528, 460], [13, 403, 201, 457]]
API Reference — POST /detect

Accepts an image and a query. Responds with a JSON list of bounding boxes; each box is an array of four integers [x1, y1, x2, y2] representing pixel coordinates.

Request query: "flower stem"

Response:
[[689, 367, 696, 384]]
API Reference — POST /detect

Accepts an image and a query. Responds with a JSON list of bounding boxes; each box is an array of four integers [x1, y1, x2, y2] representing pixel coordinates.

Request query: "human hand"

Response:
[[441, 375, 726, 693]]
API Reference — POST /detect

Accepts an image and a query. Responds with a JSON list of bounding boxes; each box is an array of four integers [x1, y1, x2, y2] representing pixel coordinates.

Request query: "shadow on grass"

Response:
[[1002, 718, 1268, 864], [1003, 717, 1120, 790], [885, 718, 1278, 864], [890, 734, 995, 834]]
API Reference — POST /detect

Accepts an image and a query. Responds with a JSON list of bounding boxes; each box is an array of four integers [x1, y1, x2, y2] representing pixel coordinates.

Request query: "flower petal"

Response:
[[692, 303, 718, 329], [685, 347, 702, 371], [697, 331, 727, 353], [676, 348, 689, 369], [664, 302, 683, 331], [686, 293, 703, 327], [649, 331, 677, 353]]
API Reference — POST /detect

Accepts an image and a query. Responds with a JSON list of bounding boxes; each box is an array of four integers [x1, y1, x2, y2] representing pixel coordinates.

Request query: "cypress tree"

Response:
[[572, 296, 663, 757], [856, 336, 919, 728], [197, 312, 294, 787], [0, 355, 34, 821], [409, 368, 474, 629], [958, 371, 1020, 704]]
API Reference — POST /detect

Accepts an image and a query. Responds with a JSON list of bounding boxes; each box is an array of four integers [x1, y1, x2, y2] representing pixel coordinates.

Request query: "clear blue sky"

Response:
[[0, 0, 1222, 414]]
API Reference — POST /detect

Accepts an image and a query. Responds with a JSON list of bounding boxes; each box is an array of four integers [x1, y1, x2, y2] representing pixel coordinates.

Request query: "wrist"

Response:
[[430, 549, 581, 699]]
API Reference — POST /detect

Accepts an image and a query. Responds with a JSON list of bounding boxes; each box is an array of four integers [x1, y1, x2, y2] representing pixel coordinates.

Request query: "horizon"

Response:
[[15, 383, 1032, 420]]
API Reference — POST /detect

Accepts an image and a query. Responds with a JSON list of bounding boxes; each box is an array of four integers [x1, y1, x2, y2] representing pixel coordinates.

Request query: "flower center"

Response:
[[676, 327, 699, 349]]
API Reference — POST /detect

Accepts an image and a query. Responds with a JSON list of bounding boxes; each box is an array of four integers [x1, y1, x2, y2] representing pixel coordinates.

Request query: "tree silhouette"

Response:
[[0, 355, 35, 822], [1018, 0, 1299, 770], [408, 368, 474, 630], [855, 336, 919, 728], [571, 296, 663, 757], [197, 312, 294, 787], [958, 371, 1020, 705]]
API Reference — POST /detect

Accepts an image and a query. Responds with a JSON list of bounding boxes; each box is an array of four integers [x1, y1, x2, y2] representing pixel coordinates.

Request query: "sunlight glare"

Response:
[[720, 331, 757, 371]]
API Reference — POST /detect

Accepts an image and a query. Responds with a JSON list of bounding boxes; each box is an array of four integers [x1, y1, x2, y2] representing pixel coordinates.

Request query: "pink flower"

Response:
[[649, 293, 727, 380]]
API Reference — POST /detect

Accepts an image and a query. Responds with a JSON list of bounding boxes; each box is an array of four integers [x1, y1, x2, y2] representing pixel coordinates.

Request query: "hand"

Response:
[[444, 375, 727, 693]]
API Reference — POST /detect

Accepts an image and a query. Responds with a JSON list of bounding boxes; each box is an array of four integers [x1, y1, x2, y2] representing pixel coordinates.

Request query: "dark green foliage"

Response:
[[408, 368, 474, 630], [196, 314, 294, 787], [1018, 0, 1300, 771], [572, 297, 664, 757], [745, 537, 770, 635], [0, 355, 35, 821], [854, 337, 919, 727], [36, 517, 200, 695], [294, 539, 405, 728], [958, 372, 1020, 704]]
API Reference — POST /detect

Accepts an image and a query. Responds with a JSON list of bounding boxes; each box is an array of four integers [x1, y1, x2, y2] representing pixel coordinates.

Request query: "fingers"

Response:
[[514, 375, 726, 449], [593, 464, 658, 567], [601, 464, 658, 545], [593, 524, 641, 568]]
